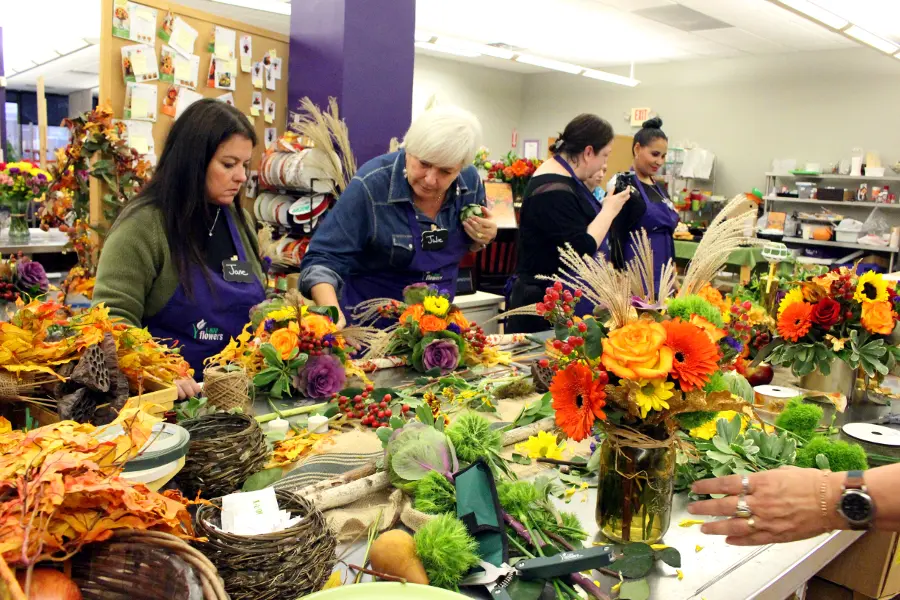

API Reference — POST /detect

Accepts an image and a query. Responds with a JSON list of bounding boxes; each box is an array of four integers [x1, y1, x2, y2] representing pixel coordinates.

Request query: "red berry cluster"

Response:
[[333, 385, 410, 428], [463, 321, 487, 353], [376, 300, 403, 319], [0, 282, 19, 302], [830, 275, 858, 319], [549, 319, 587, 356], [728, 300, 754, 347], [751, 330, 772, 351], [299, 329, 333, 357], [535, 282, 582, 322]]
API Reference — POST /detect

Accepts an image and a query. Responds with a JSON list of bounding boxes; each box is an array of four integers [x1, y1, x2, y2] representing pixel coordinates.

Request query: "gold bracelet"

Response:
[[819, 470, 832, 518]]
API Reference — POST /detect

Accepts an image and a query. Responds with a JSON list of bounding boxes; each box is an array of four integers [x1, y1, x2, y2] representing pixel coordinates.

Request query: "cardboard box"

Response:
[[817, 531, 900, 599], [806, 577, 867, 600]]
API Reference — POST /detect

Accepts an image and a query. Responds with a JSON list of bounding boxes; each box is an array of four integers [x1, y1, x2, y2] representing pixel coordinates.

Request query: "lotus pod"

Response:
[[100, 332, 130, 408], [44, 362, 75, 400], [110, 370, 130, 410], [531, 361, 555, 393], [70, 344, 111, 393], [459, 204, 483, 222], [58, 387, 96, 422], [92, 405, 118, 426]]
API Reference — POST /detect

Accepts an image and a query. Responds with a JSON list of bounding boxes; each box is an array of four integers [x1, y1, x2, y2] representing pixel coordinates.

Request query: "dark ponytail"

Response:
[[551, 113, 614, 160], [632, 116, 667, 156]]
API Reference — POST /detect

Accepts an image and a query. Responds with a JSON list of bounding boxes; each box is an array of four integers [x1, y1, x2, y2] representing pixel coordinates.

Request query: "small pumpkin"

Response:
[[812, 226, 832, 241]]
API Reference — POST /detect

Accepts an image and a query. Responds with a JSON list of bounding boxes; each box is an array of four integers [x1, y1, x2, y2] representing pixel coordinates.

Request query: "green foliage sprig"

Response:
[[414, 514, 480, 589]]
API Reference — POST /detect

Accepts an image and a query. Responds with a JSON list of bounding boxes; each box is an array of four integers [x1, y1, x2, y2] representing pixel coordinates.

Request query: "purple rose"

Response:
[[15, 261, 49, 294], [422, 339, 460, 374], [297, 354, 346, 398]]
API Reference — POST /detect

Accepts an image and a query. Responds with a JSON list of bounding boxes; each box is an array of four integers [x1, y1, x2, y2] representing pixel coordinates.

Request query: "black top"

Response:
[[608, 173, 669, 268], [516, 174, 598, 279], [203, 207, 238, 271]]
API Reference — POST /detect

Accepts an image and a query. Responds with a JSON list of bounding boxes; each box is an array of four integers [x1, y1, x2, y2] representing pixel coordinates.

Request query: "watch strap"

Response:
[[844, 470, 865, 491]]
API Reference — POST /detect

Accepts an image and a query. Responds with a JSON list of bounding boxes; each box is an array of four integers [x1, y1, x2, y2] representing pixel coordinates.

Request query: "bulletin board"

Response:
[[547, 134, 634, 189], [94, 0, 290, 222]]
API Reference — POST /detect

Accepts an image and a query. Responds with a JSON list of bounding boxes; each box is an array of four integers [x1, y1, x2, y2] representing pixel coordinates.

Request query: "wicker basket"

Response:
[[194, 490, 336, 600], [71, 530, 228, 600], [175, 413, 269, 499]]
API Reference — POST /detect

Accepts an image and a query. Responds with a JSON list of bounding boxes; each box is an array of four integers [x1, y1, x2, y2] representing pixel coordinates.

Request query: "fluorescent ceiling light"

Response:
[[415, 30, 435, 43], [31, 49, 62, 65], [55, 39, 91, 55], [844, 25, 898, 54], [415, 42, 480, 58], [515, 54, 583, 74], [210, 0, 290, 15], [582, 68, 640, 87], [434, 37, 515, 60], [778, 0, 848, 30]]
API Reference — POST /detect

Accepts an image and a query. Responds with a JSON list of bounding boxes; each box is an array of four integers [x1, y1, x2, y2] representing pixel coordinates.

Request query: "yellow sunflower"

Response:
[[634, 378, 675, 419], [854, 271, 889, 304], [777, 288, 804, 317]]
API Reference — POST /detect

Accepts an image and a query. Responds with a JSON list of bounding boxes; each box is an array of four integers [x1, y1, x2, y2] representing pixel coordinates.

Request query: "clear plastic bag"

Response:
[[863, 208, 891, 237]]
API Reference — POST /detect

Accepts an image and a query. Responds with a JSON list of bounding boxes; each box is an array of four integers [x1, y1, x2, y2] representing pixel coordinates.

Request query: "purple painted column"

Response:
[[0, 28, 6, 161], [288, 0, 415, 167]]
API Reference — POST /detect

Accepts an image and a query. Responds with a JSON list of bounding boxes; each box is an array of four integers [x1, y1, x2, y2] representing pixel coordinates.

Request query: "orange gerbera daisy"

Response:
[[777, 301, 814, 342], [661, 319, 720, 392], [549, 363, 608, 442]]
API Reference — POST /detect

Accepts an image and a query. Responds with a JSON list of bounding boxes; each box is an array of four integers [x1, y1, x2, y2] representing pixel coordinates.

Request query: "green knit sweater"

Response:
[[93, 204, 265, 327]]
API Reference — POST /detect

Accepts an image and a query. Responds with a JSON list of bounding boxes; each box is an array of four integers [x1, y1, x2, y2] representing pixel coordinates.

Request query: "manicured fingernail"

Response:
[[700, 524, 711, 534]]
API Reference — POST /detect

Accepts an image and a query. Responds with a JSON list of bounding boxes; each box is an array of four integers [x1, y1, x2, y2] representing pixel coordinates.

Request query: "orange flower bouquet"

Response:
[[486, 151, 542, 198], [761, 268, 900, 380], [503, 195, 760, 543]]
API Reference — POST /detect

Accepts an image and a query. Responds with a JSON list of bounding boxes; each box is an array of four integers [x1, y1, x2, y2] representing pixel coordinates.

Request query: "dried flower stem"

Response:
[[349, 564, 407, 584]]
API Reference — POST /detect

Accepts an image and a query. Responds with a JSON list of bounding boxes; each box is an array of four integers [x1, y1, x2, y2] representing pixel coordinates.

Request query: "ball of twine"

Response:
[[203, 365, 252, 413]]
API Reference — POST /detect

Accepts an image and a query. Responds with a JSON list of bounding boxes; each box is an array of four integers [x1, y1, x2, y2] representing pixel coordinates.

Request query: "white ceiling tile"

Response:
[[594, 0, 675, 10], [695, 27, 792, 53]]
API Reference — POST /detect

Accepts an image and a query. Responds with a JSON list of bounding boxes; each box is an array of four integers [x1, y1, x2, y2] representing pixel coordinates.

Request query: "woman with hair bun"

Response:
[[507, 113, 632, 333], [606, 116, 678, 292]]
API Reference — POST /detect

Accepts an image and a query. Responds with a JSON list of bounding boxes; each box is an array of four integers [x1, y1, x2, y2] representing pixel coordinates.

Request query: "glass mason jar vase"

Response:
[[595, 432, 675, 544], [7, 193, 31, 244]]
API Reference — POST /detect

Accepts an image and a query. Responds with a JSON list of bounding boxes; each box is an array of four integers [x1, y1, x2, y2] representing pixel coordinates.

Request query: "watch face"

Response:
[[841, 490, 873, 523]]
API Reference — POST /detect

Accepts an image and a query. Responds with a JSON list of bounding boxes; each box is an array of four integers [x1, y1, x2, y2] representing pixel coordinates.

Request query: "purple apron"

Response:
[[551, 155, 602, 318], [629, 177, 679, 294], [341, 198, 470, 325], [144, 208, 266, 378]]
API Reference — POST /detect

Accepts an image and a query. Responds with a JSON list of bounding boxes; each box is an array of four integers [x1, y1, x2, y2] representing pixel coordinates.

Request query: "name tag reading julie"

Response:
[[421, 228, 449, 251], [222, 259, 255, 283]]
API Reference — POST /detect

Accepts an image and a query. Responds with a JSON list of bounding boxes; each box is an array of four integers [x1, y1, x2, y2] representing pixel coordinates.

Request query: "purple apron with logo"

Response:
[[341, 199, 470, 326], [144, 208, 266, 378], [628, 177, 679, 294]]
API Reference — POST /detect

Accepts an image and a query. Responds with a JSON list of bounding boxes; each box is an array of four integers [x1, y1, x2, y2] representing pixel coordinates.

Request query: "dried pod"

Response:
[[70, 344, 111, 393], [43, 361, 76, 400], [58, 388, 96, 422], [531, 361, 555, 393], [92, 405, 118, 426]]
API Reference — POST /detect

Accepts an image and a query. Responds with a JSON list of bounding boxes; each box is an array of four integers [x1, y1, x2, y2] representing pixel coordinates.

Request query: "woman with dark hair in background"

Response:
[[93, 99, 265, 398], [606, 117, 678, 293], [507, 114, 632, 333]]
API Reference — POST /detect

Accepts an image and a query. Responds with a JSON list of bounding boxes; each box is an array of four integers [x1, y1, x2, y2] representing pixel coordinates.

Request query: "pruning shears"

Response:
[[460, 545, 615, 598]]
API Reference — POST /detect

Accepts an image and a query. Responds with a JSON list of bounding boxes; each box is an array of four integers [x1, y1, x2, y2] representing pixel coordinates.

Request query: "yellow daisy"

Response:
[[515, 430, 567, 460], [423, 295, 450, 317], [854, 271, 889, 304], [634, 379, 675, 419], [267, 306, 298, 321], [777, 288, 804, 317]]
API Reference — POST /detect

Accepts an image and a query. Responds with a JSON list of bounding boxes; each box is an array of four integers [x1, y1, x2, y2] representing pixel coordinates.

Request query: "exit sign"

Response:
[[631, 107, 651, 127]]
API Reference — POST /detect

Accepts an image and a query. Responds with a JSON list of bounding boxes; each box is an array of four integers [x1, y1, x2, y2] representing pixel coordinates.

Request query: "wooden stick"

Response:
[[536, 457, 587, 468], [302, 472, 391, 511], [502, 417, 557, 446], [348, 564, 406, 584], [36, 76, 48, 170]]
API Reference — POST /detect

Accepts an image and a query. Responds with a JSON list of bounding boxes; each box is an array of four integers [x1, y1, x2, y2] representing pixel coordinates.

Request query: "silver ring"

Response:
[[747, 517, 756, 529], [741, 475, 751, 496], [735, 496, 752, 519]]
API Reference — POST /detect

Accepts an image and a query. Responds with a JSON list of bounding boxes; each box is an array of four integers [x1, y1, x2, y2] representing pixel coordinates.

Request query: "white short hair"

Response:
[[402, 106, 482, 168]]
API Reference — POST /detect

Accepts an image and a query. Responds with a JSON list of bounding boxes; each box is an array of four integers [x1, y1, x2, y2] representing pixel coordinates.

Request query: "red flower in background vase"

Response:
[[811, 297, 842, 328]]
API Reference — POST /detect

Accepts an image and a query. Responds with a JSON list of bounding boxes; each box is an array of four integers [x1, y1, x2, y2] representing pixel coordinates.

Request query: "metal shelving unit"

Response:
[[762, 195, 900, 209]]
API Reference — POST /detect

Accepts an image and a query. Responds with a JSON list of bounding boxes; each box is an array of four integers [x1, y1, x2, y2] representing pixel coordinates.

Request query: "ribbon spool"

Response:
[[259, 148, 340, 194], [753, 384, 800, 415]]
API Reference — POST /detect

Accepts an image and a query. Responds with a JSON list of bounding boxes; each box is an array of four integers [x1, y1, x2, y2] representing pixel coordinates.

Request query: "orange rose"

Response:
[[698, 284, 726, 311], [447, 309, 470, 329], [400, 304, 425, 325], [601, 320, 673, 380], [270, 325, 299, 359], [419, 314, 449, 333], [861, 301, 895, 335], [690, 315, 726, 343], [302, 314, 338, 339]]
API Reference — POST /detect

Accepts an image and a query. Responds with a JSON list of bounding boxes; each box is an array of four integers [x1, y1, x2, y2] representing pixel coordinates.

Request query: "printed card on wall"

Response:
[[161, 85, 178, 118], [158, 10, 174, 42], [159, 46, 176, 83], [169, 17, 198, 58], [214, 58, 237, 91], [217, 92, 235, 107], [264, 99, 276, 124], [175, 88, 203, 120], [112, 1, 157, 45], [246, 171, 259, 199], [213, 26, 236, 60], [246, 115, 256, 126], [121, 45, 158, 83], [265, 64, 276, 91], [252, 62, 263, 89], [264, 127, 276, 150], [122, 119, 156, 164], [206, 57, 216, 88], [174, 53, 200, 89], [272, 57, 283, 80], [239, 35, 252, 73], [251, 92, 262, 116], [124, 82, 158, 122]]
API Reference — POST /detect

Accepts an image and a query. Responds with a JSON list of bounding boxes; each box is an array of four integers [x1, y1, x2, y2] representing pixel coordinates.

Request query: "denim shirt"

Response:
[[299, 150, 486, 297]]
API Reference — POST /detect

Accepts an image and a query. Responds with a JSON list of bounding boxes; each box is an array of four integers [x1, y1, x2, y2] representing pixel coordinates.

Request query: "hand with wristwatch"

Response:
[[837, 470, 876, 530]]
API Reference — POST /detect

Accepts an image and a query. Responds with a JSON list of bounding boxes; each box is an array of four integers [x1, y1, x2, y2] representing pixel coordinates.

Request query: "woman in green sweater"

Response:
[[93, 99, 266, 398]]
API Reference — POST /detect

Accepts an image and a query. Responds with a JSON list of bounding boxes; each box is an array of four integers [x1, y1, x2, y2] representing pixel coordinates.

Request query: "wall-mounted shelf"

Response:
[[782, 237, 898, 253], [766, 172, 900, 183], [763, 196, 900, 209]]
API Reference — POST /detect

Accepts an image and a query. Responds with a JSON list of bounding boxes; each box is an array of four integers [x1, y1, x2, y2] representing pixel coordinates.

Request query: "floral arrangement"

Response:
[[762, 267, 900, 378], [0, 254, 50, 304], [0, 161, 53, 241], [354, 283, 508, 375], [58, 220, 98, 301], [486, 151, 542, 199], [38, 104, 152, 235], [0, 404, 194, 568], [472, 146, 490, 171], [208, 292, 371, 399]]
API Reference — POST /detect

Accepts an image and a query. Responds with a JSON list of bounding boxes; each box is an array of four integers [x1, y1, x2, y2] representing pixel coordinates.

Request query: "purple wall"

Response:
[[288, 0, 415, 167], [0, 28, 7, 161]]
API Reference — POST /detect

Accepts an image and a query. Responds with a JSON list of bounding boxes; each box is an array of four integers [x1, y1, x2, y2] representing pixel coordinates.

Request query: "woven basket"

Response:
[[71, 530, 228, 600], [203, 365, 252, 413], [194, 490, 336, 600], [175, 413, 269, 499]]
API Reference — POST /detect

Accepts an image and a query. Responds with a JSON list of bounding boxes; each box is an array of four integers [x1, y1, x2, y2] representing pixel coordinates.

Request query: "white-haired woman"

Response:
[[299, 106, 497, 327]]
